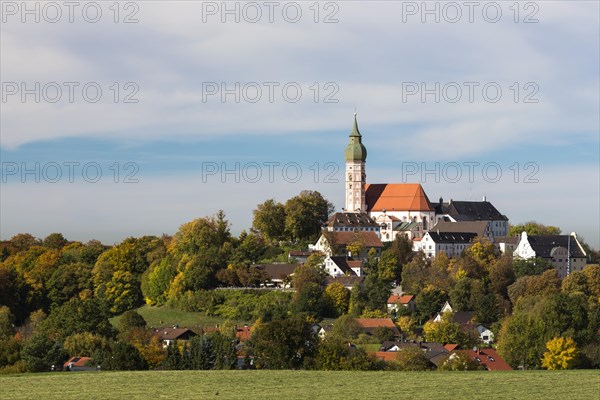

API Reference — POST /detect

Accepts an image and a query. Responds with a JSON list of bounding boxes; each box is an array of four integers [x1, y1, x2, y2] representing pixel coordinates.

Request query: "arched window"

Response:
[[422, 216, 428, 230]]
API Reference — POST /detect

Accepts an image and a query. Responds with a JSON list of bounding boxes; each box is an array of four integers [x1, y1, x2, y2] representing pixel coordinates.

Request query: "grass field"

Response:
[[109, 305, 245, 330], [1, 370, 598, 400]]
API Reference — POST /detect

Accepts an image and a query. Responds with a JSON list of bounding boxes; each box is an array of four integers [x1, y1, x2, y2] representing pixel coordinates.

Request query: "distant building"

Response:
[[430, 220, 494, 242], [310, 230, 383, 259], [495, 235, 520, 254], [155, 327, 197, 348], [513, 231, 587, 278], [322, 212, 381, 236], [415, 231, 478, 258], [452, 348, 512, 371], [386, 294, 416, 313], [254, 263, 298, 288], [323, 256, 364, 277], [431, 197, 509, 238]]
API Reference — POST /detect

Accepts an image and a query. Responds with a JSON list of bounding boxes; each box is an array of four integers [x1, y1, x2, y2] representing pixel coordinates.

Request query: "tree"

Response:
[[284, 191, 334, 241], [43, 233, 68, 249], [46, 262, 93, 309], [292, 259, 326, 293], [118, 310, 147, 339], [561, 271, 589, 296], [512, 257, 553, 278], [389, 234, 414, 268], [415, 285, 446, 322], [391, 347, 432, 371], [128, 328, 165, 369], [489, 255, 516, 299], [508, 269, 561, 306], [329, 314, 362, 342], [187, 335, 215, 370], [63, 332, 109, 357], [509, 221, 561, 236], [95, 340, 147, 370], [232, 232, 267, 265], [541, 337, 579, 370], [209, 331, 237, 370], [41, 298, 115, 340], [292, 282, 326, 317], [22, 333, 67, 372], [377, 250, 399, 283], [439, 352, 479, 371], [582, 264, 600, 298], [400, 251, 431, 294], [323, 283, 350, 316], [163, 342, 183, 370], [423, 313, 472, 348], [250, 316, 316, 369], [252, 199, 286, 242], [0, 306, 15, 339]]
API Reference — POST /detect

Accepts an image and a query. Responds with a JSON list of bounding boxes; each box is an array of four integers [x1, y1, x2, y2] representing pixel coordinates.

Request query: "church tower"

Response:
[[344, 113, 367, 212]]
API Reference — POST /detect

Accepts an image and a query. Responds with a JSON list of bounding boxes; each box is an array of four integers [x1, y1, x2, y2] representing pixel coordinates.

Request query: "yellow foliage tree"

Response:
[[541, 337, 578, 370]]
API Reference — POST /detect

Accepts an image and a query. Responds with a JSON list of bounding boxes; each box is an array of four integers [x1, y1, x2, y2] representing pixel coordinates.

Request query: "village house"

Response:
[[323, 256, 364, 277], [254, 263, 298, 288], [155, 327, 197, 348], [431, 197, 509, 238], [322, 212, 381, 236], [415, 231, 477, 258], [355, 318, 401, 337], [434, 302, 494, 344], [430, 220, 494, 242], [513, 231, 587, 278], [63, 356, 97, 372], [310, 230, 383, 259], [325, 275, 364, 290], [451, 348, 512, 371], [386, 294, 416, 313]]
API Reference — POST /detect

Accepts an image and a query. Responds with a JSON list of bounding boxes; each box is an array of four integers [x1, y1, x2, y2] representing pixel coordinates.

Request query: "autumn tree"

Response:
[[423, 313, 473, 348], [63, 332, 109, 357], [401, 251, 431, 294], [390, 347, 433, 371], [323, 283, 350, 316], [541, 337, 579, 370]]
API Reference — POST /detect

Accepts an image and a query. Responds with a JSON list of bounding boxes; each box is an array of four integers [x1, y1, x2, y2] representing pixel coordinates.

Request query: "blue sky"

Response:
[[1, 1, 599, 248]]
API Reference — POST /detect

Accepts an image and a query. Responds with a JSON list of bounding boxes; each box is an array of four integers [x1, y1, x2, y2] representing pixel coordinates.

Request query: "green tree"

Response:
[[250, 316, 316, 369], [252, 199, 286, 242], [284, 191, 334, 241], [41, 298, 115, 340], [401, 251, 431, 294], [163, 342, 183, 370], [439, 352, 479, 371], [377, 250, 399, 283], [187, 335, 215, 370], [390, 347, 432, 371], [46, 262, 93, 309], [43, 233, 68, 249], [118, 310, 147, 338], [232, 231, 268, 265], [423, 313, 472, 348], [415, 285, 446, 322], [210, 331, 237, 370], [509, 221, 561, 236], [512, 258, 553, 278], [142, 256, 177, 305], [541, 337, 579, 370], [95, 340, 147, 370], [330, 314, 362, 342], [0, 306, 15, 339], [22, 333, 67, 372]]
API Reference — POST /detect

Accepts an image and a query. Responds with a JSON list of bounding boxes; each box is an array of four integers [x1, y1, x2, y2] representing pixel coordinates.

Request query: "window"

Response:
[[483, 335, 489, 341]]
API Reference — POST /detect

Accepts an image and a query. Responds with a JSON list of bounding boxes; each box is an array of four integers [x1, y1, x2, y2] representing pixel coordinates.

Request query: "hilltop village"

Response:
[[0, 116, 598, 373]]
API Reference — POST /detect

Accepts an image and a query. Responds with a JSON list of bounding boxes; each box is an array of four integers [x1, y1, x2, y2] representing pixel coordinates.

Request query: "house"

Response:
[[386, 294, 415, 313], [453, 348, 512, 371], [155, 327, 197, 348], [255, 263, 298, 288], [288, 250, 312, 264], [375, 341, 448, 368], [434, 303, 494, 343], [317, 324, 333, 340], [63, 356, 97, 372], [310, 231, 383, 259], [415, 231, 478, 258], [513, 231, 587, 278], [430, 220, 494, 242], [322, 212, 381, 236], [323, 256, 364, 277], [431, 197, 509, 238], [495, 235, 519, 254], [355, 318, 400, 337], [325, 275, 365, 290]]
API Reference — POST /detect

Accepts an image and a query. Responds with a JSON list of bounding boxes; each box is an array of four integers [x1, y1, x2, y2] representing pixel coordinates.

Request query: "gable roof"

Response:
[[365, 184, 434, 212], [433, 200, 508, 221], [236, 326, 252, 342], [155, 327, 197, 341], [328, 231, 383, 248], [426, 231, 478, 244], [324, 212, 379, 228], [430, 221, 491, 238], [329, 256, 362, 276], [457, 348, 512, 371], [255, 263, 298, 280], [387, 294, 415, 305], [325, 275, 365, 288], [355, 318, 400, 336], [525, 234, 586, 258], [495, 236, 520, 245]]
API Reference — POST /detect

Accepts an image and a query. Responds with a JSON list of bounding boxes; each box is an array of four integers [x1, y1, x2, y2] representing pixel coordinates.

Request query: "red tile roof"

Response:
[[444, 344, 459, 352], [365, 183, 434, 212], [236, 326, 252, 342], [373, 351, 399, 362], [387, 295, 414, 305], [457, 348, 512, 371], [63, 356, 93, 368], [355, 318, 400, 336]]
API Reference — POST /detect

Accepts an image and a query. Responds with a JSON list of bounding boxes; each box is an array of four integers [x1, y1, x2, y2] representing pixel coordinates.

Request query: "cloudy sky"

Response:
[[1, 1, 599, 248]]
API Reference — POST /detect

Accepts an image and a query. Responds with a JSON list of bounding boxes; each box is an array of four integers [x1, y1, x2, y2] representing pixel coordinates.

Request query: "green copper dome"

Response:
[[344, 114, 367, 162]]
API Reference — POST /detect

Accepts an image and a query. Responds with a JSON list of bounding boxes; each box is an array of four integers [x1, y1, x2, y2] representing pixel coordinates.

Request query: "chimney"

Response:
[[482, 196, 487, 202]]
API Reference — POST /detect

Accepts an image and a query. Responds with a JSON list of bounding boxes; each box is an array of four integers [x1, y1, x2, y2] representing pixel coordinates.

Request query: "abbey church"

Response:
[[329, 114, 509, 244]]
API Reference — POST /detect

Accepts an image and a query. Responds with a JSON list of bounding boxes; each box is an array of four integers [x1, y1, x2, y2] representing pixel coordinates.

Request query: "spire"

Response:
[[350, 112, 361, 137], [345, 113, 367, 161]]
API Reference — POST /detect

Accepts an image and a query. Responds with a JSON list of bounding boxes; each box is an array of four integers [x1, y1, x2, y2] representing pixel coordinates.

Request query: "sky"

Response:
[[1, 1, 599, 248]]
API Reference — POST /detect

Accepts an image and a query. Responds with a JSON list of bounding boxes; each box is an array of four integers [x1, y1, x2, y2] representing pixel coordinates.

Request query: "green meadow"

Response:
[[1, 370, 598, 400]]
